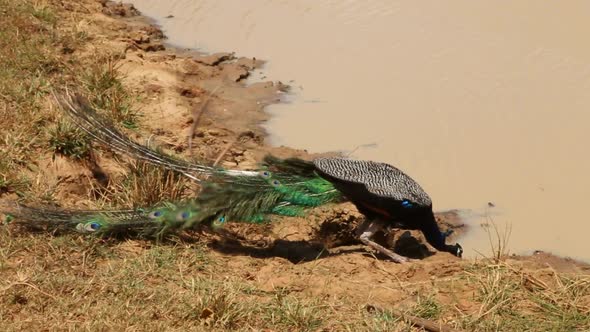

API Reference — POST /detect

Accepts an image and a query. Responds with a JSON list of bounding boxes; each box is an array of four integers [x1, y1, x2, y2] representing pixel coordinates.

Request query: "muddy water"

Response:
[[127, 0, 590, 262]]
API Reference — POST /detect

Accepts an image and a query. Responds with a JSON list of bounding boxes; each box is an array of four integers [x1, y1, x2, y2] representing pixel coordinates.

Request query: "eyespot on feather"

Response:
[[176, 208, 195, 221], [211, 214, 227, 230], [176, 210, 193, 222], [259, 170, 272, 178], [83, 222, 99, 232], [148, 210, 165, 219]]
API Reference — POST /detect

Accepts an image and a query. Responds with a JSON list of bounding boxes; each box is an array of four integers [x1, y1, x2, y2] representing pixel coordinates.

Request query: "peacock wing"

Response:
[[312, 157, 432, 207]]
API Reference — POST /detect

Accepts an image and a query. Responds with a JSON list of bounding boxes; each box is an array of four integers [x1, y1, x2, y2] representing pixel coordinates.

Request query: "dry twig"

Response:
[[366, 304, 463, 332]]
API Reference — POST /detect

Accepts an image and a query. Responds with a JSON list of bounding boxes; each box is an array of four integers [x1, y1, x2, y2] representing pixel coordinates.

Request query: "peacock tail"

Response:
[[0, 90, 337, 237], [52, 90, 259, 182], [5, 203, 175, 237], [3, 153, 343, 238], [192, 158, 342, 225], [5, 170, 342, 237]]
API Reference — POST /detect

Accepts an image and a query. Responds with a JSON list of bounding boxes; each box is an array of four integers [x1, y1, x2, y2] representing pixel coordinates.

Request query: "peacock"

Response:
[[2, 92, 463, 263]]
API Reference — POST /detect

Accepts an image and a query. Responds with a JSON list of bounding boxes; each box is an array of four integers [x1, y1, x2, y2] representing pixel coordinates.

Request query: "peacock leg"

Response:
[[358, 220, 409, 263]]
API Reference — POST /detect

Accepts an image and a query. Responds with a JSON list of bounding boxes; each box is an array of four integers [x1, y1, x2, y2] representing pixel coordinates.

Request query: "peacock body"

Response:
[[2, 92, 462, 262]]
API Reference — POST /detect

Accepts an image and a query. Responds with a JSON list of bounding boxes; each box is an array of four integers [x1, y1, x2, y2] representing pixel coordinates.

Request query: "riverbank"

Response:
[[0, 1, 588, 331]]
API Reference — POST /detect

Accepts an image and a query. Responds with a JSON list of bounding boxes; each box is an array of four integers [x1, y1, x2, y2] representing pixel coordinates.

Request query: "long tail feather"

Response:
[[4, 201, 218, 238], [54, 90, 207, 180], [262, 155, 317, 177], [188, 167, 343, 227], [52, 90, 254, 182], [52, 90, 295, 186], [3, 164, 343, 237], [5, 204, 167, 236]]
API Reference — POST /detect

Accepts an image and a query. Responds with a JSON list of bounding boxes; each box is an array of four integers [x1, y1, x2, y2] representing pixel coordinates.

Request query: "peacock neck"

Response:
[[417, 209, 448, 251]]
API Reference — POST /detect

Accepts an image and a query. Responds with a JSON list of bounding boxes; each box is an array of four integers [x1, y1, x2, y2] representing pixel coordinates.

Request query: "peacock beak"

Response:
[[455, 244, 464, 258]]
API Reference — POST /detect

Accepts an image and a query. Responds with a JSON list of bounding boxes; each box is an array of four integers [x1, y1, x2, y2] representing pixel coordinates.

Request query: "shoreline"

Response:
[[101, 2, 297, 163]]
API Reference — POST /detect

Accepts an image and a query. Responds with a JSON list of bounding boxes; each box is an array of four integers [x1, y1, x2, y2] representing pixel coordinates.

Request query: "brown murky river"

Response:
[[128, 0, 590, 262]]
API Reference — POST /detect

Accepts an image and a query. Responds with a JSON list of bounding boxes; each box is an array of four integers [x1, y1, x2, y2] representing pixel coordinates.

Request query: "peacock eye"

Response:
[[176, 210, 191, 222], [272, 179, 281, 187], [90, 222, 101, 230], [218, 216, 226, 223], [149, 210, 163, 219], [401, 200, 413, 208], [259, 170, 272, 178], [84, 223, 97, 232]]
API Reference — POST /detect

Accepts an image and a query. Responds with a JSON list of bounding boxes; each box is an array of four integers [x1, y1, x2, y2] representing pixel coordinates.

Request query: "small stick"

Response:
[[188, 84, 222, 156], [366, 304, 463, 332], [212, 137, 237, 167], [211, 132, 250, 167], [1, 282, 57, 300]]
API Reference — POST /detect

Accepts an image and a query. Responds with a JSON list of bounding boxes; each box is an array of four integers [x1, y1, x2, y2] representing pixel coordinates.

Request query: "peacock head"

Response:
[[408, 207, 464, 258], [441, 229, 463, 257], [445, 243, 463, 258]]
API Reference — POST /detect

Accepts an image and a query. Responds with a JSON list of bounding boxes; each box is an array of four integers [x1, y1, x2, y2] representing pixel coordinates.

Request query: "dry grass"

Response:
[[104, 160, 191, 208], [0, 0, 117, 201], [0, 0, 179, 205], [2, 223, 587, 331], [481, 214, 513, 262], [459, 262, 590, 331], [0, 1, 589, 331]]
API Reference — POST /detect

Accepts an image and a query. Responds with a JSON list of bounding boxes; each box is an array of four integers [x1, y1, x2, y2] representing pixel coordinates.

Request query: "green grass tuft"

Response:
[[81, 60, 137, 128], [411, 294, 443, 320], [48, 119, 91, 159]]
